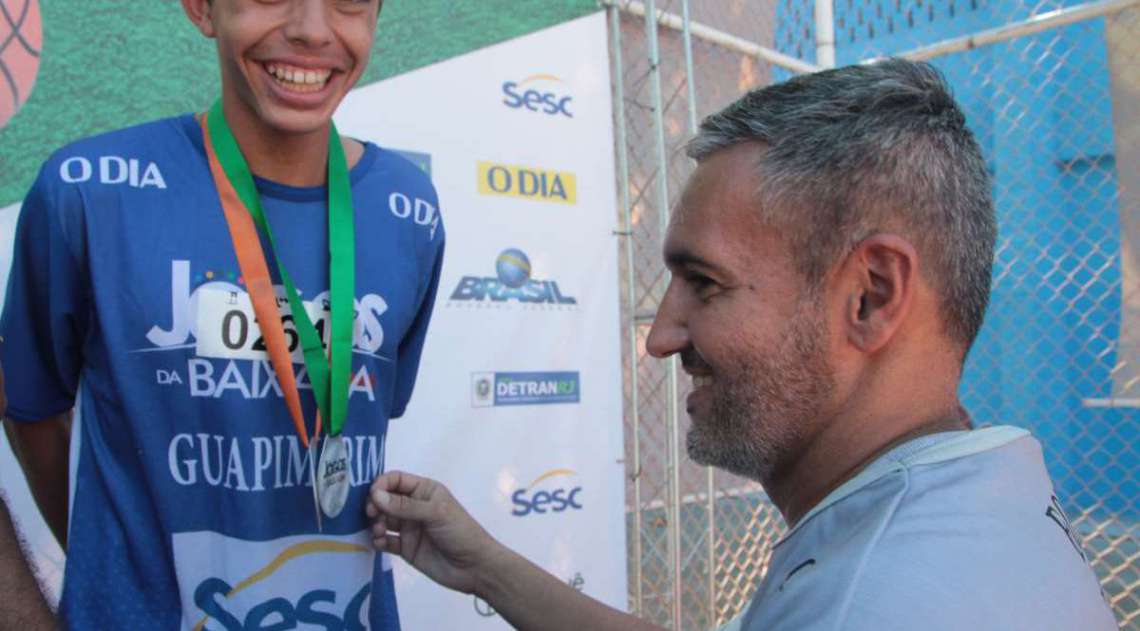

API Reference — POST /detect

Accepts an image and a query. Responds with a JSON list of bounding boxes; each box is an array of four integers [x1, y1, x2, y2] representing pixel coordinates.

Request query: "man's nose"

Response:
[[646, 281, 688, 359]]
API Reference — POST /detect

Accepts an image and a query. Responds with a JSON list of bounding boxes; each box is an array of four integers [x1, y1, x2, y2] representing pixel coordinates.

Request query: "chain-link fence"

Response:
[[607, 1, 1140, 628]]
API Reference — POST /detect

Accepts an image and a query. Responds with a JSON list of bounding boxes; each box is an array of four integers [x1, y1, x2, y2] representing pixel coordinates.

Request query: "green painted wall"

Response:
[[0, 0, 598, 206]]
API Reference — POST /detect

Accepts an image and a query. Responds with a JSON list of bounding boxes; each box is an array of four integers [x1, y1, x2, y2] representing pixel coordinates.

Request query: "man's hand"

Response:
[[367, 470, 662, 631], [366, 470, 502, 595]]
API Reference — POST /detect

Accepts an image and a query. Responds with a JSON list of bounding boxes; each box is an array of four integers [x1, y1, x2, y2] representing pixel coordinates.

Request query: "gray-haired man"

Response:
[[363, 59, 1118, 630]]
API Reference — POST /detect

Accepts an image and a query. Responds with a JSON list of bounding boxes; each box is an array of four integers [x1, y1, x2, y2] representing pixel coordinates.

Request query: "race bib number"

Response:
[[195, 288, 330, 362]]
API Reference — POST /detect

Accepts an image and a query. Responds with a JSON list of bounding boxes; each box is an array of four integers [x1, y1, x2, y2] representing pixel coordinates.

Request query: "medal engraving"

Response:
[[318, 435, 351, 519]]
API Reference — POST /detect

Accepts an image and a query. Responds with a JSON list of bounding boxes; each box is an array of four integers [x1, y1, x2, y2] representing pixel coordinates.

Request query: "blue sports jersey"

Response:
[[1, 114, 445, 630]]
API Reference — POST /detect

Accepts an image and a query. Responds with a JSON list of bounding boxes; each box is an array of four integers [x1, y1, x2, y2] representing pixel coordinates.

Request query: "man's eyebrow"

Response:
[[664, 248, 722, 274]]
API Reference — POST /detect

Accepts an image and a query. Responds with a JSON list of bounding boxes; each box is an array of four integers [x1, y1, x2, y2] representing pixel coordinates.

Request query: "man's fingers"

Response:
[[371, 517, 387, 538], [375, 489, 434, 521], [370, 471, 441, 522], [371, 531, 407, 562], [371, 470, 432, 499], [387, 514, 403, 533]]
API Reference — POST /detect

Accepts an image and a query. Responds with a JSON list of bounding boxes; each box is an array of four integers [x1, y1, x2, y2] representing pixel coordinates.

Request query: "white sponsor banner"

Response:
[[335, 12, 627, 629]]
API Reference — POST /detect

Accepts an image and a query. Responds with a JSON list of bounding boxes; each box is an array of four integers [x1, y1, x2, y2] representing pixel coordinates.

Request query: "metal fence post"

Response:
[[642, 0, 683, 627], [608, 2, 644, 617], [815, 0, 836, 67], [676, 0, 719, 625]]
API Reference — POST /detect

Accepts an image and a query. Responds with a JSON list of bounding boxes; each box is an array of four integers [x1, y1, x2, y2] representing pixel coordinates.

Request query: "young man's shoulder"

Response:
[[34, 114, 198, 194], [45, 115, 197, 164], [354, 144, 444, 245], [360, 144, 437, 197]]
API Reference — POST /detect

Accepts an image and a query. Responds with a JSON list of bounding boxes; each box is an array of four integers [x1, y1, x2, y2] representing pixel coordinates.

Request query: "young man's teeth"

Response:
[[693, 376, 713, 388], [265, 64, 331, 92]]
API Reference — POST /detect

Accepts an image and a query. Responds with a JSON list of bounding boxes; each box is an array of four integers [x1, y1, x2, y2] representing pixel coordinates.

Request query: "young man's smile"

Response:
[[195, 0, 379, 136]]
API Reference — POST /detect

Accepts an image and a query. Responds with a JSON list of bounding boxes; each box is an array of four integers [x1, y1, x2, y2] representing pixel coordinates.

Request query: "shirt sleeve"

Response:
[[0, 162, 90, 422], [388, 214, 445, 419]]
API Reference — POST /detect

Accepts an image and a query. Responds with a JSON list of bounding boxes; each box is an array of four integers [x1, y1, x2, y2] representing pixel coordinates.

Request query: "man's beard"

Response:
[[685, 300, 834, 483]]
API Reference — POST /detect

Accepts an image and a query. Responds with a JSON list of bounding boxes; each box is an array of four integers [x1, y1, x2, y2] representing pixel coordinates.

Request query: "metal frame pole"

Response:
[[676, 1, 717, 625], [604, 0, 821, 74], [643, 0, 682, 627], [608, 3, 645, 618], [815, 0, 836, 68], [879, 0, 1140, 62]]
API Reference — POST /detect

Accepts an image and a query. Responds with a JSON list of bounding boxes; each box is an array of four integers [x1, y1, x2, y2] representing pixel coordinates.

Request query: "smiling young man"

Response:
[[361, 60, 1117, 630], [0, 1, 444, 628]]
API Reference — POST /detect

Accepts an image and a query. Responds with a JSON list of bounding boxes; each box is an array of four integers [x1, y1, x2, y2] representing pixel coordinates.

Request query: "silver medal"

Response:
[[317, 435, 351, 519]]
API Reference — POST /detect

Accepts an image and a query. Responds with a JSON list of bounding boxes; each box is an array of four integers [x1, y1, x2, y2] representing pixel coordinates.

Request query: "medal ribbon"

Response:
[[201, 100, 356, 446]]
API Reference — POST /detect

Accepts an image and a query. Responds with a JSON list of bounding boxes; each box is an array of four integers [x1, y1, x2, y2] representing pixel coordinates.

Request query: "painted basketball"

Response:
[[496, 248, 532, 289], [0, 0, 42, 131]]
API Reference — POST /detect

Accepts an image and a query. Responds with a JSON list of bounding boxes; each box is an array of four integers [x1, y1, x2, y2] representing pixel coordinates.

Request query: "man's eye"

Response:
[[686, 274, 718, 296]]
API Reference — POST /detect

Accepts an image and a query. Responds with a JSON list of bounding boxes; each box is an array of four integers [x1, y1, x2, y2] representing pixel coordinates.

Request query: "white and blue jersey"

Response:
[[721, 427, 1117, 631], [1, 114, 445, 630]]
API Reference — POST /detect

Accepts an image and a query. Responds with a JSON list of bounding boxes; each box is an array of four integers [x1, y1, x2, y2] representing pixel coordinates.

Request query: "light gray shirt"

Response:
[[720, 426, 1118, 631]]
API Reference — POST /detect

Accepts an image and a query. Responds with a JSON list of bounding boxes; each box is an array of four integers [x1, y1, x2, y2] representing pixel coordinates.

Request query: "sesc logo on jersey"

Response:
[[173, 530, 387, 631]]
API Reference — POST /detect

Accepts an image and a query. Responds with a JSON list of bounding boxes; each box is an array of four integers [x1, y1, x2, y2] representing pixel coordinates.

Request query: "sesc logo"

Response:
[[511, 468, 584, 517], [449, 248, 577, 308], [173, 531, 379, 631], [477, 161, 576, 204], [502, 74, 573, 118], [193, 578, 369, 631], [471, 371, 580, 407]]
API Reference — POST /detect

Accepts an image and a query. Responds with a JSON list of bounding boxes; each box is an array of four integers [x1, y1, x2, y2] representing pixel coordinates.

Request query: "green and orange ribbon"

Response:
[[200, 99, 355, 447]]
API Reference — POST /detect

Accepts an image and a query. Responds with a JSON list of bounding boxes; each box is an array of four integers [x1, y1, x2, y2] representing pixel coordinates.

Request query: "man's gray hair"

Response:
[[687, 58, 996, 352]]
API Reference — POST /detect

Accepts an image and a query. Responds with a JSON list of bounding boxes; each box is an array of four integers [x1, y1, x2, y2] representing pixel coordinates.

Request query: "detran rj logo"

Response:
[[501, 74, 573, 118], [511, 469, 583, 517], [471, 371, 580, 407], [449, 248, 577, 308]]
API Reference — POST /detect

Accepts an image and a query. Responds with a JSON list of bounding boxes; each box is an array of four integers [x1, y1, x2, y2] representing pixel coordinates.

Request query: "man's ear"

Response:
[[840, 234, 917, 354], [181, 0, 216, 38]]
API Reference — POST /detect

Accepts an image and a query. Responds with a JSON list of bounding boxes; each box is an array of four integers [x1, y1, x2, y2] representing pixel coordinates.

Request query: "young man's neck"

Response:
[[221, 97, 363, 188]]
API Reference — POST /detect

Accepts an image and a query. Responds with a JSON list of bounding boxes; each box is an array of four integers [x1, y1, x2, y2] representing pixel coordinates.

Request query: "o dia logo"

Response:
[[0, 0, 43, 130]]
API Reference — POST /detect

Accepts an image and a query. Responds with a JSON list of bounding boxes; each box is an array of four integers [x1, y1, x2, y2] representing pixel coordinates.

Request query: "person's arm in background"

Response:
[[0, 491, 56, 630], [0, 362, 57, 630], [367, 471, 664, 631], [4, 414, 71, 548]]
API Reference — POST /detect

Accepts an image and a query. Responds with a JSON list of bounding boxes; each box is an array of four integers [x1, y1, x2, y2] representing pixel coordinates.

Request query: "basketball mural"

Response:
[[0, 0, 41, 131]]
